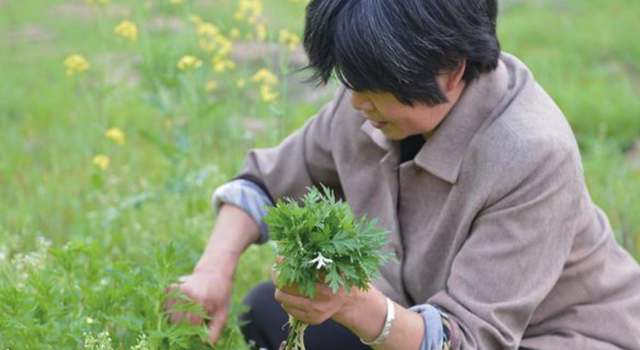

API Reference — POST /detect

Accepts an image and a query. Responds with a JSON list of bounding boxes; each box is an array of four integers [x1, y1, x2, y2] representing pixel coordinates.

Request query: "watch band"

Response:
[[361, 297, 396, 346]]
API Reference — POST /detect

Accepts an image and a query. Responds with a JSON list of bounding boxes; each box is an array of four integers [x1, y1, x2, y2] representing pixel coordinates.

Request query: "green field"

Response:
[[1, 0, 639, 348]]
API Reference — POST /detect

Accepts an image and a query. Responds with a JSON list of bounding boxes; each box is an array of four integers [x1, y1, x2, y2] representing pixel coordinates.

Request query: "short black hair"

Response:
[[303, 0, 501, 106]]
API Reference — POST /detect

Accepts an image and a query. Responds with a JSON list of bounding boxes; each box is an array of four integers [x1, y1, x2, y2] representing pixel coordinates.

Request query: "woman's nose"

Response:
[[351, 92, 374, 112]]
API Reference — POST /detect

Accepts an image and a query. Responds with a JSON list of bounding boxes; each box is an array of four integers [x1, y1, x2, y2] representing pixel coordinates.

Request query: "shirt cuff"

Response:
[[211, 179, 274, 244], [409, 304, 453, 350]]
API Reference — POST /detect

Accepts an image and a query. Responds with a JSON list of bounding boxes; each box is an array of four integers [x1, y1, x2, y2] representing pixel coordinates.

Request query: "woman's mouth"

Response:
[[370, 120, 389, 129]]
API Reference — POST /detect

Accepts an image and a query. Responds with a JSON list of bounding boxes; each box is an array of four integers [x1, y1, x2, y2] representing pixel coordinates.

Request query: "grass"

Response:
[[0, 0, 639, 348], [500, 0, 640, 145]]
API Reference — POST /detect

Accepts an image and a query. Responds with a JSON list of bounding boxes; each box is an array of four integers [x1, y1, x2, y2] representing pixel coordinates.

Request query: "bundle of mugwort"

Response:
[[264, 186, 392, 350]]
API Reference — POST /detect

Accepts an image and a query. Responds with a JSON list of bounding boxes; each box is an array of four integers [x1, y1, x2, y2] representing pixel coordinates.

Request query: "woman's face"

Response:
[[350, 90, 453, 140], [349, 64, 467, 140]]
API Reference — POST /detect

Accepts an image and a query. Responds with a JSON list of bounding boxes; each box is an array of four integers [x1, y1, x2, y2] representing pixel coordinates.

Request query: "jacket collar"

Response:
[[360, 58, 510, 184]]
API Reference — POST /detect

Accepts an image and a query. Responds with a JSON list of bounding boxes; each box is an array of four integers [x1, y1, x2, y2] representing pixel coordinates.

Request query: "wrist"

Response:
[[334, 286, 385, 329], [360, 297, 395, 345], [194, 204, 258, 278], [194, 249, 240, 279]]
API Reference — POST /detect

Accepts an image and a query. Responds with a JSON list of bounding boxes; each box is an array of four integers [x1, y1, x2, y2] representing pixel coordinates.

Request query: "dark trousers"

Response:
[[240, 281, 539, 350]]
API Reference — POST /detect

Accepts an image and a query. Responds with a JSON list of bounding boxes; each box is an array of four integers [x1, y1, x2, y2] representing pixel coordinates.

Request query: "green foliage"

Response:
[[583, 137, 640, 259], [264, 186, 392, 350], [499, 0, 640, 146], [265, 186, 392, 299], [0, 239, 248, 350]]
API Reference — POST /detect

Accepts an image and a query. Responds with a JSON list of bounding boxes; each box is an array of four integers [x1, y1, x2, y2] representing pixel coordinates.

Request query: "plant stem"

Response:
[[285, 316, 308, 350]]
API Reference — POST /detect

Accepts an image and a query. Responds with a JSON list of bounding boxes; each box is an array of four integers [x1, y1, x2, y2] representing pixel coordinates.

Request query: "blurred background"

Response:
[[1, 0, 639, 348]]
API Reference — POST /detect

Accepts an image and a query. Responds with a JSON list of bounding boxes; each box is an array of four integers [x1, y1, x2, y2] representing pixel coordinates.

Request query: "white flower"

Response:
[[0, 246, 7, 263], [84, 331, 114, 350], [130, 334, 150, 350], [309, 253, 333, 270]]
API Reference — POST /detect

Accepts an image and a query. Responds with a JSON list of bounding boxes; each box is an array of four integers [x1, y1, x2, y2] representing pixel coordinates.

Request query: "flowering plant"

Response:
[[264, 186, 392, 350]]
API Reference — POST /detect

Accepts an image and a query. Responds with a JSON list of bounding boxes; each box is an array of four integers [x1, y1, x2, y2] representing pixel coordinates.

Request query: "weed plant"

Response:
[[265, 187, 392, 350], [0, 239, 247, 349]]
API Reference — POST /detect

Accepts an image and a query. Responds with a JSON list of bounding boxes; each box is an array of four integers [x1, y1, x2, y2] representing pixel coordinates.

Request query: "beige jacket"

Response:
[[238, 53, 640, 350]]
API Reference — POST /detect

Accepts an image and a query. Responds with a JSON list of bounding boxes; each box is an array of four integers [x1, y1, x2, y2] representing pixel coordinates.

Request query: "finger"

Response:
[[165, 291, 190, 324], [275, 255, 284, 264], [278, 341, 287, 350], [186, 312, 203, 326], [207, 310, 228, 345], [281, 304, 324, 326], [169, 310, 185, 324], [314, 281, 340, 297], [165, 296, 176, 312], [277, 298, 308, 316], [165, 296, 183, 324], [275, 288, 312, 310], [280, 304, 309, 323], [280, 284, 302, 296], [275, 284, 304, 299], [165, 283, 178, 295]]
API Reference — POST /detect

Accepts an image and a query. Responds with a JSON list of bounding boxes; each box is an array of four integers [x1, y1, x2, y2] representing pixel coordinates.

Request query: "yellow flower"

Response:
[[229, 27, 241, 39], [205, 80, 218, 94], [193, 20, 233, 56], [256, 23, 267, 42], [251, 68, 278, 85], [237, 79, 246, 89], [190, 15, 203, 26], [235, 0, 263, 24], [233, 12, 245, 21], [105, 127, 125, 145], [92, 155, 110, 170], [64, 55, 90, 77], [260, 84, 279, 102], [86, 317, 94, 324], [279, 29, 300, 52], [212, 58, 236, 73], [216, 36, 233, 56], [114, 20, 138, 42], [200, 34, 232, 54], [197, 23, 219, 37], [177, 55, 203, 71]]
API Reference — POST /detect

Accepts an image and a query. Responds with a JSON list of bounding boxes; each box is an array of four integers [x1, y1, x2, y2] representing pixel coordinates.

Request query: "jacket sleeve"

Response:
[[211, 179, 274, 244], [427, 137, 585, 350], [236, 85, 347, 204]]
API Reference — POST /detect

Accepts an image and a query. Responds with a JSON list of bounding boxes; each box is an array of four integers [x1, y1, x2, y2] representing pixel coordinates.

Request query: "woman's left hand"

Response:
[[274, 278, 360, 326]]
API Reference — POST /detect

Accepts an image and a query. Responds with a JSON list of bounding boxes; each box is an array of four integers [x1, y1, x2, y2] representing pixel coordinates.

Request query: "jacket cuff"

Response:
[[211, 179, 274, 244], [409, 304, 453, 350]]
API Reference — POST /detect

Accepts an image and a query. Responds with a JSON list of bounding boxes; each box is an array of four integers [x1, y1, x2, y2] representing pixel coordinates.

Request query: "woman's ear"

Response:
[[441, 60, 467, 94]]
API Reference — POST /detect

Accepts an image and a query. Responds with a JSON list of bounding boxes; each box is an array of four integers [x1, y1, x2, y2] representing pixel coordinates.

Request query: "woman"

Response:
[[169, 0, 640, 349]]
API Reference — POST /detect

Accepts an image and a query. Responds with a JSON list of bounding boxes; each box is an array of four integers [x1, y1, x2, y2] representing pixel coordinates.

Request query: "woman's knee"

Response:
[[240, 281, 288, 349]]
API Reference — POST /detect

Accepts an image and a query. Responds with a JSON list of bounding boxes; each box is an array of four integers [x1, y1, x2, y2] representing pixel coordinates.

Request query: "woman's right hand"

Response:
[[166, 204, 260, 344], [166, 268, 233, 345]]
